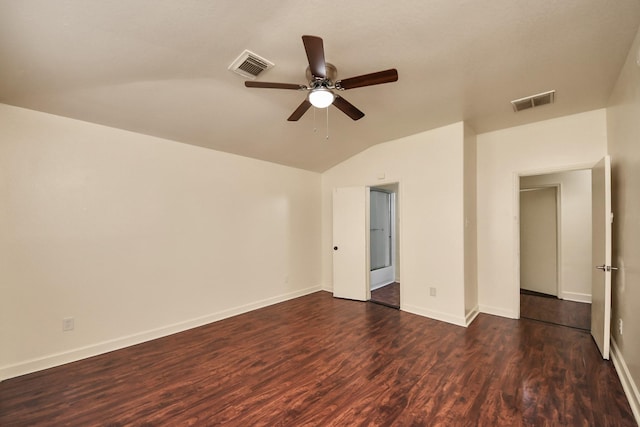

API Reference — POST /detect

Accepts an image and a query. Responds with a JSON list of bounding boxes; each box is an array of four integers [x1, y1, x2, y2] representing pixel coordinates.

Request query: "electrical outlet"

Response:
[[429, 287, 437, 297], [618, 318, 623, 336], [63, 317, 74, 332]]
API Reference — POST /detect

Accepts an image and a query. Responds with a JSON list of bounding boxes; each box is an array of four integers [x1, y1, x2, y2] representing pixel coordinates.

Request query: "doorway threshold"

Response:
[[369, 282, 400, 309], [369, 299, 399, 310], [520, 289, 556, 299]]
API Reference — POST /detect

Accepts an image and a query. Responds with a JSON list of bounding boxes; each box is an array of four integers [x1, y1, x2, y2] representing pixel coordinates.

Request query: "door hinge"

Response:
[[610, 212, 614, 224]]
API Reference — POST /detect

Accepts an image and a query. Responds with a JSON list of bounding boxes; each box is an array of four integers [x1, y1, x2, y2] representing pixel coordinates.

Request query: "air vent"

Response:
[[228, 50, 274, 80], [511, 90, 555, 112]]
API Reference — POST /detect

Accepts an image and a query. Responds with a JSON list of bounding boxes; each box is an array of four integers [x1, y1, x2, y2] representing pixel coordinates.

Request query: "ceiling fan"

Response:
[[245, 35, 398, 121]]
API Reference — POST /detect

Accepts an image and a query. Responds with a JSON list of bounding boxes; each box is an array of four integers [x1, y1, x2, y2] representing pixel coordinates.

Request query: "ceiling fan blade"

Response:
[[245, 81, 306, 90], [333, 95, 365, 121], [336, 69, 398, 90], [287, 99, 312, 121], [302, 35, 326, 79]]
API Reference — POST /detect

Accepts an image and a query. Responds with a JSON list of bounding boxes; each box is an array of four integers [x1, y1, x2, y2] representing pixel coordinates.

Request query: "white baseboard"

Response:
[[370, 280, 395, 291], [465, 306, 480, 326], [478, 304, 518, 319], [560, 291, 592, 303], [402, 304, 467, 327], [0, 285, 322, 382], [611, 338, 640, 424]]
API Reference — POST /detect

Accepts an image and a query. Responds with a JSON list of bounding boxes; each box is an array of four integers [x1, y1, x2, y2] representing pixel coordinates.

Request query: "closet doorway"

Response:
[[369, 185, 399, 309], [518, 170, 592, 330]]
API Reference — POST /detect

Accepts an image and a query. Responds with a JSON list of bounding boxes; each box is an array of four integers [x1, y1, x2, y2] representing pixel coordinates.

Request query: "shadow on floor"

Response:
[[370, 282, 400, 309], [520, 289, 591, 330]]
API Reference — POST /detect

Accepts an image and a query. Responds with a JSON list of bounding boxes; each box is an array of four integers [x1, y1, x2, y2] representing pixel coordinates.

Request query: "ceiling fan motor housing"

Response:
[[306, 63, 338, 86]]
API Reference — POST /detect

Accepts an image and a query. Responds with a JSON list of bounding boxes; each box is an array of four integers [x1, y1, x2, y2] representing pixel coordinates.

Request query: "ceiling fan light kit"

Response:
[[244, 35, 398, 121], [309, 87, 335, 108]]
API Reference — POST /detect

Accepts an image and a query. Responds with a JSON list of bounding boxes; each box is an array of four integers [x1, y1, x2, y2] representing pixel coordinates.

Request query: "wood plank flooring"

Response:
[[0, 291, 635, 426], [520, 290, 591, 330], [370, 282, 400, 308]]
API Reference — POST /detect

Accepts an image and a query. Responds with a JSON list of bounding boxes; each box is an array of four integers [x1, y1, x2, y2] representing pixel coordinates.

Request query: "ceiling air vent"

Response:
[[511, 90, 555, 112], [228, 50, 274, 80]]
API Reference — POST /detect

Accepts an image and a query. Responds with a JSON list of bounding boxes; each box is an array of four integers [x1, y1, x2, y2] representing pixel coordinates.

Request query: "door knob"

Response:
[[596, 265, 618, 271], [333, 246, 338, 251]]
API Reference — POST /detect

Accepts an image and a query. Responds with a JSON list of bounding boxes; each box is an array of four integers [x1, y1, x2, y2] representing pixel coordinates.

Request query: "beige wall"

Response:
[[476, 110, 607, 318], [520, 170, 592, 301], [607, 25, 640, 419], [322, 123, 470, 325], [519, 186, 559, 296], [0, 104, 322, 380]]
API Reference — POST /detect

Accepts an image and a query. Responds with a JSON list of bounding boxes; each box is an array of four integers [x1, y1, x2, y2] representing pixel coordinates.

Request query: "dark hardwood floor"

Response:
[[520, 290, 591, 330], [370, 281, 400, 308], [1, 291, 635, 426]]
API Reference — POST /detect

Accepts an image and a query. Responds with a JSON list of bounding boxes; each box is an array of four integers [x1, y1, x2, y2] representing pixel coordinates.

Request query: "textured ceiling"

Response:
[[1, 0, 639, 172]]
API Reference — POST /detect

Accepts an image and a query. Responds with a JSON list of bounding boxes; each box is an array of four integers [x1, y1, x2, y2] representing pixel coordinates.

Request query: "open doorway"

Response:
[[369, 184, 399, 309], [519, 170, 591, 330]]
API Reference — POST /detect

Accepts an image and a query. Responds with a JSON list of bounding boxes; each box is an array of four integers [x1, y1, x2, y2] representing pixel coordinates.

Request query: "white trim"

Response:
[[479, 304, 519, 319], [465, 306, 480, 326], [369, 188, 397, 291], [560, 291, 592, 303], [513, 172, 522, 319], [402, 304, 467, 327], [611, 338, 640, 424], [556, 184, 563, 299], [517, 161, 601, 178], [0, 285, 322, 382], [370, 280, 395, 291]]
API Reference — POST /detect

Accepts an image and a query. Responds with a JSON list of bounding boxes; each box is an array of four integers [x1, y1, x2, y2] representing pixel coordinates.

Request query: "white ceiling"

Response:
[[1, 1, 639, 172]]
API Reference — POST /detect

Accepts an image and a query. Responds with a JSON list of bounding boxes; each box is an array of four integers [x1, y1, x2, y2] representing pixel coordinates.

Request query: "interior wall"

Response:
[[0, 104, 322, 380], [322, 123, 468, 325], [520, 170, 592, 301], [463, 124, 478, 319], [607, 24, 640, 418], [519, 187, 558, 296], [476, 109, 607, 318]]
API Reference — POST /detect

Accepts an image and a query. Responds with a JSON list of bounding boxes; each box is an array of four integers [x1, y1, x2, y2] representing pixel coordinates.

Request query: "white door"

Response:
[[591, 155, 613, 360], [333, 187, 369, 301], [520, 187, 558, 296]]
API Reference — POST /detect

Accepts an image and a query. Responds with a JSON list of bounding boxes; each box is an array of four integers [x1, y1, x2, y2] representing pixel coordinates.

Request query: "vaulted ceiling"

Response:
[[1, 1, 639, 172]]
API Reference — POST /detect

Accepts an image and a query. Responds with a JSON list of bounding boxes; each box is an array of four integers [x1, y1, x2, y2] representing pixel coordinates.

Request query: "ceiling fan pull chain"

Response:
[[313, 107, 318, 133], [326, 106, 330, 140]]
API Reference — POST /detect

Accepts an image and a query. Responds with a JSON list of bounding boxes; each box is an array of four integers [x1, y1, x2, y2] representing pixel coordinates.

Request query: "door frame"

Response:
[[368, 182, 401, 307], [369, 187, 397, 290], [512, 161, 598, 319]]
